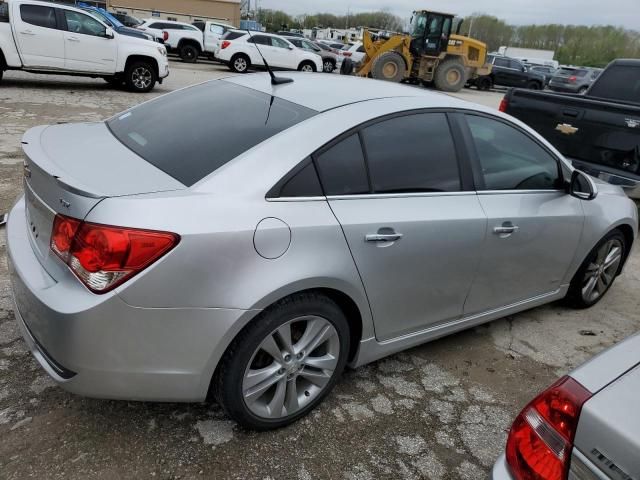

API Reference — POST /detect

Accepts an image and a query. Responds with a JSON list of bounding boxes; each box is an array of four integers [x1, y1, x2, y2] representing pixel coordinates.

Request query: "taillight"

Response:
[[221, 40, 231, 49], [163, 31, 169, 42], [343, 51, 352, 57], [568, 76, 577, 83], [499, 97, 508, 112], [505, 376, 592, 480], [50, 214, 179, 294]]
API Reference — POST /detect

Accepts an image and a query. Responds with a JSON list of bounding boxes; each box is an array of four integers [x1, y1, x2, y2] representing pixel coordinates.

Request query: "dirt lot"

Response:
[[0, 61, 638, 480]]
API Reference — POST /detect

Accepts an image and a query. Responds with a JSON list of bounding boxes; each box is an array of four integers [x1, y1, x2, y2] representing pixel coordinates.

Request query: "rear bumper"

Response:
[[7, 196, 250, 402], [491, 455, 513, 480], [549, 83, 582, 93], [570, 158, 640, 199]]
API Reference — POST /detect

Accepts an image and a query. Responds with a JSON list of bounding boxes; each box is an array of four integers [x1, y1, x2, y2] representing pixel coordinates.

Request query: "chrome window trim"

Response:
[[326, 191, 476, 201], [477, 189, 566, 196], [266, 196, 326, 202]]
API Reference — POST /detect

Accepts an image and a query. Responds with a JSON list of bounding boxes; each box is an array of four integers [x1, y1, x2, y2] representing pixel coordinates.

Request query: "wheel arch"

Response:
[[124, 55, 158, 77], [615, 223, 635, 272], [178, 38, 202, 52]]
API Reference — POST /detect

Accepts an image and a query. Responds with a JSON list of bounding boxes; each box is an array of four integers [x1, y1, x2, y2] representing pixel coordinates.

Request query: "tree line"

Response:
[[254, 9, 640, 67]]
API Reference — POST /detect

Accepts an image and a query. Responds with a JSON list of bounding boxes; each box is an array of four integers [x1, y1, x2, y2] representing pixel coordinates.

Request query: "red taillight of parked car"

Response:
[[568, 75, 577, 83], [499, 98, 509, 112], [51, 214, 179, 294], [505, 376, 592, 480], [342, 51, 352, 57], [221, 40, 231, 49], [163, 31, 169, 42]]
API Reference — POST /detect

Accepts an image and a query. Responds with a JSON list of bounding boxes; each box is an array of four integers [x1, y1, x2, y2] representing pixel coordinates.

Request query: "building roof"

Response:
[[222, 72, 471, 112]]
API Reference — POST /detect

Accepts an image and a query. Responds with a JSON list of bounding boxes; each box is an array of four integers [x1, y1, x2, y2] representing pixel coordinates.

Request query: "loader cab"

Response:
[[410, 10, 455, 57]]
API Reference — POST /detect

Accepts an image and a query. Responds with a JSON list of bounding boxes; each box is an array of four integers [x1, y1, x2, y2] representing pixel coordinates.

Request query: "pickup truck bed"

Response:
[[502, 59, 640, 198]]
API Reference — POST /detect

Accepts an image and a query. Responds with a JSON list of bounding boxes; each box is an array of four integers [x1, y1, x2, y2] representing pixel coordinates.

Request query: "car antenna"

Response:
[[246, 29, 293, 85]]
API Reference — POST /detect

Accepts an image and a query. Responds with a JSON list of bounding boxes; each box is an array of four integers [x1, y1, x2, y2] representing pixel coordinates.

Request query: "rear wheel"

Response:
[[370, 51, 406, 83], [180, 43, 199, 63], [323, 59, 335, 73], [298, 61, 316, 72], [230, 54, 250, 73], [566, 230, 627, 309], [340, 57, 354, 75], [214, 292, 350, 430], [527, 81, 542, 90], [125, 61, 157, 93], [434, 58, 467, 92], [476, 76, 493, 91]]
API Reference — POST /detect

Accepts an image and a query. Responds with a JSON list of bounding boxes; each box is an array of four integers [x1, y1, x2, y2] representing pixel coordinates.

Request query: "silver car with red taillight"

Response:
[[492, 333, 640, 480], [6, 73, 638, 431]]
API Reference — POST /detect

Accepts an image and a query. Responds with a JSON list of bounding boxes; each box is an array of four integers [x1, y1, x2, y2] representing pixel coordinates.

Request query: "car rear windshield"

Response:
[[588, 64, 640, 104], [222, 30, 244, 40], [107, 81, 317, 186]]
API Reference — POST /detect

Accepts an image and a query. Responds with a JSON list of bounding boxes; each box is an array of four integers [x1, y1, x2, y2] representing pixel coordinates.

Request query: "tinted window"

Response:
[[272, 161, 323, 198], [466, 115, 560, 190], [494, 57, 509, 68], [250, 35, 271, 46], [316, 43, 330, 51], [589, 65, 640, 104], [0, 2, 9, 22], [509, 60, 523, 70], [148, 22, 163, 29], [315, 134, 369, 196], [20, 5, 56, 28], [64, 10, 106, 36], [361, 113, 460, 193], [107, 82, 316, 187], [356, 45, 365, 53], [222, 31, 244, 40], [290, 39, 302, 47]]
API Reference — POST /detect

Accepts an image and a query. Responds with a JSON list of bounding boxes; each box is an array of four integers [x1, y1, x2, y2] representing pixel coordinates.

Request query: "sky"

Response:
[[255, 0, 640, 29]]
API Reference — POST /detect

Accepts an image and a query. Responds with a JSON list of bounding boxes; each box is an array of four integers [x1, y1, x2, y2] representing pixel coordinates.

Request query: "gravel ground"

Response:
[[0, 61, 638, 480]]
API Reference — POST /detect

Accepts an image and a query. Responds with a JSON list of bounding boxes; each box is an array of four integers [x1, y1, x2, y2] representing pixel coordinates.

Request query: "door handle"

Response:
[[67, 36, 80, 42], [493, 223, 519, 236], [20, 30, 35, 35], [365, 233, 403, 243]]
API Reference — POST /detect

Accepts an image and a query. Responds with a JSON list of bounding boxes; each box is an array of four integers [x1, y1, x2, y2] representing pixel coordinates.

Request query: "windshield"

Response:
[[82, 7, 124, 28], [411, 12, 428, 38]]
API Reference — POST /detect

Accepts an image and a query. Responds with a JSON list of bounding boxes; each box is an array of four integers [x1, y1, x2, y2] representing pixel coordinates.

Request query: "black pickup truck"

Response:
[[501, 59, 640, 198]]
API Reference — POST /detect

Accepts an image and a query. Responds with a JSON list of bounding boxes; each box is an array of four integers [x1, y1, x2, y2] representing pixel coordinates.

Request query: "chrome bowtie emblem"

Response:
[[59, 198, 71, 209], [625, 118, 640, 128], [555, 123, 579, 135]]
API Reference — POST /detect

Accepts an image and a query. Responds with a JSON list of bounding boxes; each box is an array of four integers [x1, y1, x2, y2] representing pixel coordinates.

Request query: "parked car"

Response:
[[502, 59, 640, 198], [528, 64, 556, 86], [77, 4, 161, 43], [110, 11, 142, 28], [7, 73, 637, 431], [318, 40, 347, 54], [492, 333, 640, 480], [192, 20, 232, 59], [283, 36, 337, 73], [342, 42, 367, 65], [138, 18, 203, 62], [471, 55, 545, 90], [0, 0, 168, 91], [216, 32, 322, 73], [549, 66, 601, 94]]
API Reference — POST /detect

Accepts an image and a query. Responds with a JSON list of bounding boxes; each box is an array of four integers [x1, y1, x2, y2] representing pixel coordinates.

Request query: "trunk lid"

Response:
[[22, 123, 184, 275]]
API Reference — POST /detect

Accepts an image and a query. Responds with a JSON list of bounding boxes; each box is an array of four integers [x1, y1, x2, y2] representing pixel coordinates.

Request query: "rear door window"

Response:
[[361, 113, 461, 193], [0, 2, 9, 22], [20, 4, 57, 28], [588, 64, 640, 104], [107, 81, 317, 187], [222, 31, 244, 40], [314, 134, 369, 196]]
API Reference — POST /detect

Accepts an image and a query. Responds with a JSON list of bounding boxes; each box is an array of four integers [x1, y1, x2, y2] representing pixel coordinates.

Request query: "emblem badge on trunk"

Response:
[[59, 199, 71, 209], [555, 123, 579, 135]]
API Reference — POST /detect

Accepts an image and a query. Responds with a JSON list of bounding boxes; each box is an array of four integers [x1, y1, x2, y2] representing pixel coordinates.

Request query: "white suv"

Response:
[[138, 19, 203, 62], [216, 32, 322, 73]]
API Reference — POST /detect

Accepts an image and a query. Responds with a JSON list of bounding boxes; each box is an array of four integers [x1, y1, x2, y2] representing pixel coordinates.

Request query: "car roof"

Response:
[[222, 72, 472, 112], [143, 18, 193, 26]]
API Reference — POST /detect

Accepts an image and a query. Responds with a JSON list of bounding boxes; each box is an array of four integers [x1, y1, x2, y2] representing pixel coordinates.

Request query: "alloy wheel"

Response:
[[323, 61, 334, 73], [132, 67, 152, 89], [242, 315, 340, 419], [581, 238, 623, 302], [301, 64, 314, 72]]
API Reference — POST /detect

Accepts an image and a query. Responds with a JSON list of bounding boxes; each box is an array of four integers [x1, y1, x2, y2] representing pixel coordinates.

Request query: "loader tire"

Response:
[[370, 51, 406, 83], [434, 58, 467, 92]]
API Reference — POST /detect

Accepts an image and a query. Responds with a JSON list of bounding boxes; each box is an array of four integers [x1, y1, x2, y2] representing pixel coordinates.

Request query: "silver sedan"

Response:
[[7, 73, 638, 430], [492, 333, 640, 480]]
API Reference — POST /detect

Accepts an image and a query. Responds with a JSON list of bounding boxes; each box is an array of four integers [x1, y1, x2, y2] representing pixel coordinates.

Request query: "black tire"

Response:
[[298, 61, 316, 72], [370, 51, 406, 83], [214, 292, 350, 431], [124, 60, 157, 93], [229, 53, 250, 73], [340, 57, 354, 75], [0, 69, 3, 84], [527, 81, 542, 90], [578, 86, 588, 94], [434, 58, 467, 92], [179, 43, 199, 63], [565, 230, 627, 309], [476, 76, 493, 91], [323, 59, 335, 73]]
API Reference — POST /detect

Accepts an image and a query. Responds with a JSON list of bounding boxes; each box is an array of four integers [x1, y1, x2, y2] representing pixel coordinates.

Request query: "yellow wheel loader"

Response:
[[345, 10, 492, 92]]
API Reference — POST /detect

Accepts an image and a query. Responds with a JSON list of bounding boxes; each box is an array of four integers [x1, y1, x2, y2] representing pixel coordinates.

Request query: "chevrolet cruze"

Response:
[[7, 73, 637, 430]]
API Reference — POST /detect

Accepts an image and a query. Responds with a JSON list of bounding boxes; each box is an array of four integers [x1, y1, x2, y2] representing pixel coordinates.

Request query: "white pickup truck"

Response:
[[0, 0, 169, 92]]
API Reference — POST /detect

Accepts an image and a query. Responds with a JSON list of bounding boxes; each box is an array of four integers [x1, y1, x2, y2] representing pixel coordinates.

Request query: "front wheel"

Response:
[[565, 230, 627, 309], [527, 81, 542, 90], [434, 58, 467, 92], [476, 76, 493, 91], [323, 59, 335, 73], [298, 61, 316, 72], [125, 61, 157, 93], [214, 293, 350, 430]]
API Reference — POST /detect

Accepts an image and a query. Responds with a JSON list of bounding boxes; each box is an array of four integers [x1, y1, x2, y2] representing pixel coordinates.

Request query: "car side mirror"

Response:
[[288, 45, 294, 50], [104, 27, 115, 39], [569, 170, 597, 200]]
